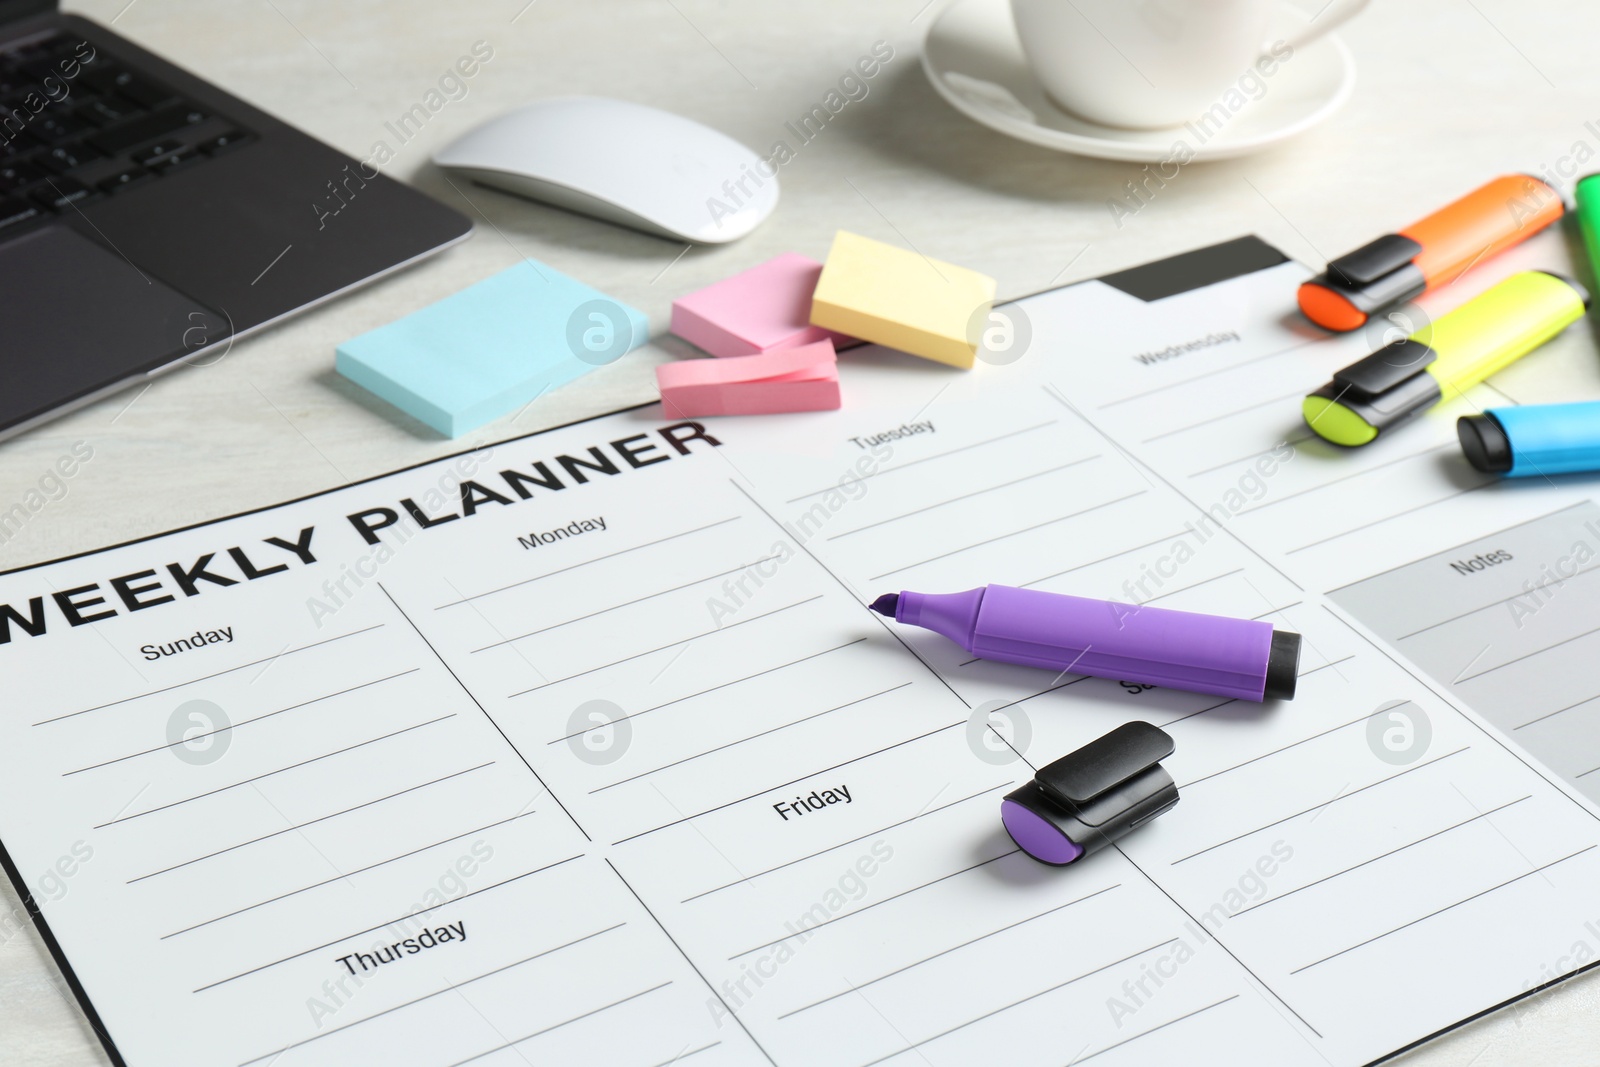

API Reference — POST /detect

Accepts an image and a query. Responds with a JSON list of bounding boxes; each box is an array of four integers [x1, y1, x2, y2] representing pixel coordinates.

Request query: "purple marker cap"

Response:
[[871, 584, 1299, 702], [1002, 721, 1178, 866]]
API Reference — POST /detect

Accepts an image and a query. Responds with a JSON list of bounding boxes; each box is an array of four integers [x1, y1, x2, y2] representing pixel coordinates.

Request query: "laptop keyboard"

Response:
[[0, 33, 254, 234]]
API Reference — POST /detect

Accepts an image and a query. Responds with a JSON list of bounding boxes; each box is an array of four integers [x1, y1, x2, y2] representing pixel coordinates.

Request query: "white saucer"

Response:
[[921, 0, 1355, 162]]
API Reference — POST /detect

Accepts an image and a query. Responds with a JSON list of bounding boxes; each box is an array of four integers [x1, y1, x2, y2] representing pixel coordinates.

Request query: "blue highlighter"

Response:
[[1458, 401, 1600, 476]]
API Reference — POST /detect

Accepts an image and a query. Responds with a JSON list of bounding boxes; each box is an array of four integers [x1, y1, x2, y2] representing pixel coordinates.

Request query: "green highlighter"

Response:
[[1576, 173, 1600, 291], [1303, 270, 1588, 447]]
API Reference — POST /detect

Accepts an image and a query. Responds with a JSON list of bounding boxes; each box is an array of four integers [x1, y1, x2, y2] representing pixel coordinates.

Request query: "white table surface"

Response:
[[6, 1, 1600, 1063]]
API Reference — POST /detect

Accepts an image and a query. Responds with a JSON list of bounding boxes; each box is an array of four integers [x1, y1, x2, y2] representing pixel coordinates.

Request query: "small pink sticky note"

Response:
[[670, 253, 855, 357], [656, 340, 841, 418]]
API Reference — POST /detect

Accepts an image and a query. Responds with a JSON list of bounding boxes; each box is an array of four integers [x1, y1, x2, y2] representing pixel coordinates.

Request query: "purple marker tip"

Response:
[[885, 585, 1301, 702]]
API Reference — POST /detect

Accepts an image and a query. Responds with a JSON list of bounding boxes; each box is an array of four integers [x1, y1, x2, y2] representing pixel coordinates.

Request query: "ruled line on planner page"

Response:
[[1186, 435, 1316, 479], [1138, 567, 1246, 604], [1288, 846, 1599, 976], [851, 934, 1193, 1067], [94, 712, 458, 827], [1018, 530, 1189, 588], [611, 720, 965, 846], [1176, 698, 1370, 790], [506, 596, 824, 698], [191, 854, 585, 993], [1096, 336, 1323, 409], [1153, 696, 1237, 729], [1233, 443, 1457, 517], [1140, 386, 1313, 444], [680, 780, 1013, 903], [724, 848, 1024, 960], [777, 887, 1136, 1018], [1394, 559, 1600, 641], [1323, 500, 1593, 593], [31, 623, 386, 726], [782, 421, 1059, 504], [1455, 622, 1600, 683], [433, 515, 742, 609], [437, 983, 677, 1067], [1073, 996, 1241, 1064], [642, 1044, 721, 1067], [126, 762, 496, 884], [1169, 747, 1471, 865], [233, 923, 630, 1066], [1232, 797, 1534, 918], [1296, 656, 1354, 679], [61, 668, 420, 776], [589, 682, 912, 794], [1284, 481, 1498, 556], [548, 638, 867, 745], [1518, 694, 1600, 731], [161, 809, 541, 939], [867, 491, 1149, 582], [824, 455, 1102, 541], [469, 554, 783, 652]]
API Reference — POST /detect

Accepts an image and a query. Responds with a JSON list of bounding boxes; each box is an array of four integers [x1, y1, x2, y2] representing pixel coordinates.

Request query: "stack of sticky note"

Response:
[[657, 232, 996, 418], [337, 260, 649, 437], [657, 340, 840, 418], [670, 252, 853, 357], [809, 231, 997, 369]]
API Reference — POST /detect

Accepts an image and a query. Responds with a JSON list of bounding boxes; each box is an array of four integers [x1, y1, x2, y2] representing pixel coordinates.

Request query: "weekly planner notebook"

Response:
[[6, 235, 1600, 1067]]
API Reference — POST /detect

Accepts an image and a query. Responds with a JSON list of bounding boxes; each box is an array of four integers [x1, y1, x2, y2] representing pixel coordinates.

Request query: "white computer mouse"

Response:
[[433, 96, 778, 244]]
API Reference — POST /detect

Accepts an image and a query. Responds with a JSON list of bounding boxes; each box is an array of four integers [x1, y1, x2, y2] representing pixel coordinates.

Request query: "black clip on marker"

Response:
[[1001, 722, 1179, 866]]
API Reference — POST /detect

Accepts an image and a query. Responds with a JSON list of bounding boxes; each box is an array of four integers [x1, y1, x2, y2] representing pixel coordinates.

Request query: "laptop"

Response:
[[0, 0, 473, 442]]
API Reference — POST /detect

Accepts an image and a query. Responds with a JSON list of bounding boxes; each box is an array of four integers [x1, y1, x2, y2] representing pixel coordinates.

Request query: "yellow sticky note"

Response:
[[808, 231, 996, 369]]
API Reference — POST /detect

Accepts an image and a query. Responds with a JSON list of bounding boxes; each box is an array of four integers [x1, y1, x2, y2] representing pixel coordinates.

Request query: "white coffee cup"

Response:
[[1009, 0, 1370, 129]]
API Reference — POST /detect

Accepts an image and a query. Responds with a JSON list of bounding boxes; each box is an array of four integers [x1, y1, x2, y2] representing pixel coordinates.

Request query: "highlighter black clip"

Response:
[[1307, 337, 1444, 437], [1002, 722, 1179, 866], [1312, 234, 1427, 315]]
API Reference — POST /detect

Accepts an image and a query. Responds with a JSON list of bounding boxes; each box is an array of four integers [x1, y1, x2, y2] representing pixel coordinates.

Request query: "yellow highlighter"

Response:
[[1303, 271, 1589, 447]]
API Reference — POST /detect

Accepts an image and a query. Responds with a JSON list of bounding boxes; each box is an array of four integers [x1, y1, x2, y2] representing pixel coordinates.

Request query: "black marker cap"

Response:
[[1001, 722, 1179, 866], [1263, 629, 1302, 701], [1325, 233, 1424, 289], [1458, 413, 1514, 473]]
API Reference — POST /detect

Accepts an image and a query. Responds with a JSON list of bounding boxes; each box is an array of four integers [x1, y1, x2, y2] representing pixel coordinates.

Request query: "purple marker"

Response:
[[870, 585, 1301, 702]]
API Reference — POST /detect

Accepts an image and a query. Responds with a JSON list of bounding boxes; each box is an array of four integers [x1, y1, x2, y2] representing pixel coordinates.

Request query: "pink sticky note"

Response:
[[656, 340, 841, 418], [670, 253, 855, 357]]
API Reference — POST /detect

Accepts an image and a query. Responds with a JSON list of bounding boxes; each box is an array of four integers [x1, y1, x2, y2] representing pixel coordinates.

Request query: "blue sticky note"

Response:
[[336, 260, 649, 437]]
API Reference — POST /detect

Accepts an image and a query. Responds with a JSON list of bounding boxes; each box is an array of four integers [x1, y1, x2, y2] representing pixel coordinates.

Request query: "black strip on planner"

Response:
[[0, 837, 130, 1067], [1098, 236, 1290, 303]]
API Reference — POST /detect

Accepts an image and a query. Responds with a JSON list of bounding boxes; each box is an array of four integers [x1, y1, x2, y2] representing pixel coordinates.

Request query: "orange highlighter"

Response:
[[1298, 175, 1565, 332]]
